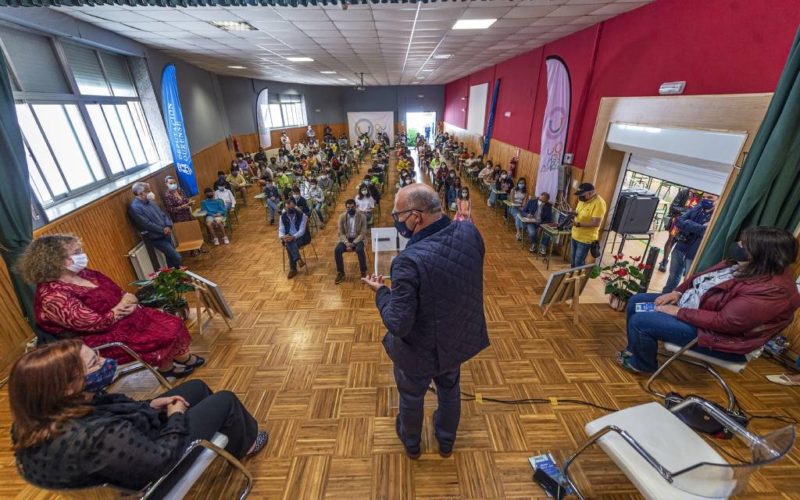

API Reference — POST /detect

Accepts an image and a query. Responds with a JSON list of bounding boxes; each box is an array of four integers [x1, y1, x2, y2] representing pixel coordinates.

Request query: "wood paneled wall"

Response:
[[0, 138, 237, 367], [235, 123, 348, 154]]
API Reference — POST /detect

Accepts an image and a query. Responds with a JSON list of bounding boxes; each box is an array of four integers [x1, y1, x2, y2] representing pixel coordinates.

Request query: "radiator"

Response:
[[128, 242, 167, 280]]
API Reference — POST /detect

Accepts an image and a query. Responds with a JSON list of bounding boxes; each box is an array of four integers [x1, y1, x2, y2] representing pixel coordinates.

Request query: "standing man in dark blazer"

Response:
[[362, 183, 489, 459]]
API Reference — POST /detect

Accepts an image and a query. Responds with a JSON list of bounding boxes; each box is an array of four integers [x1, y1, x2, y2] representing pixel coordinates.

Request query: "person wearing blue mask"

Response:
[[362, 184, 488, 459], [9, 339, 268, 492], [662, 192, 719, 293]]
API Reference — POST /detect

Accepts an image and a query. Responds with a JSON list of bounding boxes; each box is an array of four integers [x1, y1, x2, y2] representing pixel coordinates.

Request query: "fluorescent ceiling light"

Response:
[[415, 76, 425, 80], [337, 78, 349, 81], [227, 65, 247, 69], [210, 21, 256, 32], [421, 69, 434, 72], [286, 57, 314, 62], [452, 19, 497, 30], [433, 54, 452, 59], [320, 70, 337, 74]]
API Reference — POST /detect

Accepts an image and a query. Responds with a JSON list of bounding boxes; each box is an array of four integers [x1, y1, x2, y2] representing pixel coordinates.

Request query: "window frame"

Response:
[[267, 93, 308, 128], [3, 26, 161, 212]]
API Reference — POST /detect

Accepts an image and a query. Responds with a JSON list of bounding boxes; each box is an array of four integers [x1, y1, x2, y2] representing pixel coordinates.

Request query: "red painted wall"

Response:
[[443, 76, 468, 129], [443, 0, 800, 168]]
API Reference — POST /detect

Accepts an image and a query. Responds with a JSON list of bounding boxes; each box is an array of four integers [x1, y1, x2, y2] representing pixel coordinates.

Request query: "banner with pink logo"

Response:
[[534, 58, 571, 200]]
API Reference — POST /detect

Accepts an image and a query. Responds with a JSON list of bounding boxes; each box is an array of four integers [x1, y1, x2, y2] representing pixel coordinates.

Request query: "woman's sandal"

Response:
[[175, 354, 206, 369], [247, 431, 269, 457], [158, 364, 195, 379]]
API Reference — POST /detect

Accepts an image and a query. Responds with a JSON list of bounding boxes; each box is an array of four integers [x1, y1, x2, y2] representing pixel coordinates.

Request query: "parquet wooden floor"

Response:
[[2, 152, 800, 499]]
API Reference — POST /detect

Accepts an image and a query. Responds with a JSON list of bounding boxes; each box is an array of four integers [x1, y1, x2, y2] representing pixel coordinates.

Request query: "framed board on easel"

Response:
[[539, 264, 595, 325], [185, 271, 234, 335]]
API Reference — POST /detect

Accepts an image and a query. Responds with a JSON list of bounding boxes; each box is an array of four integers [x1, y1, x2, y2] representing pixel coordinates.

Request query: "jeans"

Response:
[[515, 219, 550, 247], [334, 240, 367, 274], [571, 239, 592, 268], [394, 365, 461, 454], [284, 240, 301, 269], [663, 248, 692, 293], [149, 235, 182, 269], [625, 293, 746, 372], [266, 198, 279, 222]]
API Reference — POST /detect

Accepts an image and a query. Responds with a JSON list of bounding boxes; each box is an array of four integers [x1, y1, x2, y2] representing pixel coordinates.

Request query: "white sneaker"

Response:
[[223, 237, 230, 245], [213, 238, 220, 246]]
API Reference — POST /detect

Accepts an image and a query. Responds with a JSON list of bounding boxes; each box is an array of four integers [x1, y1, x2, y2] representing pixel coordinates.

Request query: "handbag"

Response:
[[665, 392, 748, 439], [589, 241, 601, 258]]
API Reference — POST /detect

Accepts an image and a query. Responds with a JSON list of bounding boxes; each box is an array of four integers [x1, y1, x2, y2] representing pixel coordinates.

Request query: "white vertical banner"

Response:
[[535, 58, 571, 199], [466, 83, 488, 136], [256, 89, 271, 148], [347, 111, 394, 144]]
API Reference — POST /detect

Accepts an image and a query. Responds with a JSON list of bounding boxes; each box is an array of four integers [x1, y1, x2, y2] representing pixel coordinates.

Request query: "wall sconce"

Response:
[[503, 111, 511, 118], [460, 96, 466, 100], [315, 109, 321, 112], [461, 108, 466, 112]]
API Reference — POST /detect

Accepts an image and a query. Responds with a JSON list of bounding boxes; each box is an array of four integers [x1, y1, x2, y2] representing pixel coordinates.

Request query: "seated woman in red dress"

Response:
[[19, 234, 204, 379]]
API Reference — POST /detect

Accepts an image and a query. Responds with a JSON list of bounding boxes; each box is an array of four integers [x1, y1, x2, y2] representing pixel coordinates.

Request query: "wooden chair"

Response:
[[173, 221, 205, 255]]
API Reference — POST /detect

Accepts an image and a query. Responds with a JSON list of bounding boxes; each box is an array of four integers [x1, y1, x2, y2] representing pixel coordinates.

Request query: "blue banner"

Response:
[[483, 78, 501, 156], [161, 64, 198, 196]]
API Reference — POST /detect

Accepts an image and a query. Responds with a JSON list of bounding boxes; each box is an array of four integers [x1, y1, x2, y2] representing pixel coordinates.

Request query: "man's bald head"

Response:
[[395, 183, 441, 214]]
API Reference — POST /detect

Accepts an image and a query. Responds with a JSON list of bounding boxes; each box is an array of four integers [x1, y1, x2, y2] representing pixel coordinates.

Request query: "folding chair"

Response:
[[173, 221, 205, 256], [18, 432, 253, 500], [561, 398, 795, 499]]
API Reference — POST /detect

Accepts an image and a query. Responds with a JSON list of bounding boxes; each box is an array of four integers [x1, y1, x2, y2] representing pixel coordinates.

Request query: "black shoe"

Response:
[[247, 430, 269, 457], [269, 219, 275, 225], [658, 262, 667, 273], [159, 364, 194, 380], [335, 272, 346, 284], [175, 354, 205, 369], [395, 415, 421, 459], [287, 269, 297, 279]]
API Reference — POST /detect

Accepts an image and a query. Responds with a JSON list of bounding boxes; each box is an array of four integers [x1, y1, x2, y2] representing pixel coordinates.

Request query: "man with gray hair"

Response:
[[362, 183, 488, 459], [128, 181, 182, 269]]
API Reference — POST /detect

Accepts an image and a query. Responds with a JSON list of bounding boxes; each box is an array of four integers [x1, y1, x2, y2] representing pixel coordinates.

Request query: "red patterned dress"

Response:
[[35, 269, 191, 365]]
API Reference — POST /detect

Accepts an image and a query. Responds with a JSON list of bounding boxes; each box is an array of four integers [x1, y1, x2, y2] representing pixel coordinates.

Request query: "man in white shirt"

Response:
[[334, 199, 368, 284], [278, 197, 310, 279], [214, 184, 236, 210]]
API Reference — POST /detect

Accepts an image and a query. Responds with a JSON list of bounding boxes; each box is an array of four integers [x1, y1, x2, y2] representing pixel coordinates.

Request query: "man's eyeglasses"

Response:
[[391, 209, 416, 222]]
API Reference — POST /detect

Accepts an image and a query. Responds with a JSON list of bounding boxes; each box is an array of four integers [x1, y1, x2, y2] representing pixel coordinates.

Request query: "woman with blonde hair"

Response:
[[18, 234, 204, 379], [10, 339, 266, 491]]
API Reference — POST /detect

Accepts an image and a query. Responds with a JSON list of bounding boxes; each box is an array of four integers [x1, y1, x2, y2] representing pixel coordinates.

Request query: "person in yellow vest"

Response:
[[570, 182, 606, 268]]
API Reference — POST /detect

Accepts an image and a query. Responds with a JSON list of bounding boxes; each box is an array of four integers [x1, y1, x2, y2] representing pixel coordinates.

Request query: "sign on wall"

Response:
[[256, 89, 271, 148], [534, 58, 571, 201], [161, 64, 198, 196], [347, 111, 394, 145]]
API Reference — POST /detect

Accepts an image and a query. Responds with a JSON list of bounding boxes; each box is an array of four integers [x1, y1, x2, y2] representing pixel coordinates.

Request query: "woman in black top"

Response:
[[11, 339, 268, 491]]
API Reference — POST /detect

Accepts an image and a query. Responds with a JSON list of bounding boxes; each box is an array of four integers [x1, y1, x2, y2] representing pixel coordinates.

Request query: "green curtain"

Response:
[[0, 51, 35, 325], [696, 28, 800, 270]]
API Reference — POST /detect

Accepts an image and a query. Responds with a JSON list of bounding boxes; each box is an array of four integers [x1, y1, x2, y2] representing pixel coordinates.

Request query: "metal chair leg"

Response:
[[94, 342, 173, 389]]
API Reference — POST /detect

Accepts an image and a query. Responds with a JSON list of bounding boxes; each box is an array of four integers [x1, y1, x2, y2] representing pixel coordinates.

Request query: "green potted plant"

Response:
[[132, 267, 195, 320], [590, 254, 651, 311]]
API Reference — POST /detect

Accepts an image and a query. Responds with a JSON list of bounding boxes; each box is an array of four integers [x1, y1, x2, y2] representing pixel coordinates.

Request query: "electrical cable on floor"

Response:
[[427, 386, 618, 412]]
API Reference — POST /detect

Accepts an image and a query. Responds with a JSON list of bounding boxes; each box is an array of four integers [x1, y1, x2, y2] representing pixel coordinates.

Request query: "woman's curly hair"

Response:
[[17, 234, 81, 284]]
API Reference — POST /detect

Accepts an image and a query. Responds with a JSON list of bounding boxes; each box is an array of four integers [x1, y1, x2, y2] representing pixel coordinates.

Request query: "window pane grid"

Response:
[[116, 103, 147, 165]]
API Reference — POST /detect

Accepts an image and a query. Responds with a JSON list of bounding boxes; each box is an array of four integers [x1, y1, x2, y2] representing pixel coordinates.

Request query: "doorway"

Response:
[[405, 112, 436, 146]]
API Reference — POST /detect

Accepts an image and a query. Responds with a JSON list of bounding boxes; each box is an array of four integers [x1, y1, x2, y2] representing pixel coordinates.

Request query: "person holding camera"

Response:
[[662, 192, 719, 292]]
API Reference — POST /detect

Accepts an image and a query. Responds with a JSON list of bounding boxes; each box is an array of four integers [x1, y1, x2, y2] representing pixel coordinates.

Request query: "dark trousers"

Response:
[[148, 235, 182, 269], [160, 379, 258, 459], [394, 365, 461, 454], [334, 240, 367, 274], [285, 240, 301, 270]]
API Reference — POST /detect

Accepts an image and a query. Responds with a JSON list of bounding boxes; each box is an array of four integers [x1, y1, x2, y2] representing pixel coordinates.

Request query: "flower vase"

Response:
[[608, 294, 628, 312]]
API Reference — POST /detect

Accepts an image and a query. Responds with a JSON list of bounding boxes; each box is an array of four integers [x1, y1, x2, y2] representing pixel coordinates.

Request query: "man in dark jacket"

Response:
[[515, 192, 554, 254], [662, 193, 718, 293], [362, 184, 489, 459], [128, 181, 182, 269]]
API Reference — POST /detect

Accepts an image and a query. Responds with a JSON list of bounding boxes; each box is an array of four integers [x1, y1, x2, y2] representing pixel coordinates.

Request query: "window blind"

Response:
[[0, 25, 69, 94]]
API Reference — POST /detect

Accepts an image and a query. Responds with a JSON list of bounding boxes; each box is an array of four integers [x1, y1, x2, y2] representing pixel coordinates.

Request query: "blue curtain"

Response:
[[0, 51, 34, 325]]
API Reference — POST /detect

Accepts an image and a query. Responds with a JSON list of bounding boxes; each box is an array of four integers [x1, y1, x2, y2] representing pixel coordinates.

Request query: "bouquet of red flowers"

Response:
[[590, 254, 651, 301]]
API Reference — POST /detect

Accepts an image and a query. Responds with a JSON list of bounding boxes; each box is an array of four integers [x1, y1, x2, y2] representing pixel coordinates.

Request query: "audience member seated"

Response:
[[214, 181, 236, 211], [128, 182, 182, 269], [455, 187, 472, 222], [334, 199, 368, 284], [398, 169, 413, 189], [621, 226, 800, 374], [363, 175, 382, 204], [10, 339, 266, 492], [488, 170, 511, 207], [19, 234, 203, 378], [254, 146, 267, 163], [262, 178, 282, 225], [318, 169, 334, 193], [162, 175, 194, 223], [306, 178, 326, 228], [213, 170, 232, 191], [201, 187, 230, 245], [516, 192, 553, 253], [445, 175, 462, 211], [356, 184, 376, 225], [477, 162, 493, 183], [290, 185, 310, 216], [279, 197, 311, 279], [276, 167, 293, 199], [507, 176, 529, 223], [226, 167, 249, 206]]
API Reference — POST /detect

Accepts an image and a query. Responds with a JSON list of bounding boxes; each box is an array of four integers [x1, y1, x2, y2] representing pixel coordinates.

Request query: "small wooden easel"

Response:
[[186, 275, 234, 336], [541, 267, 592, 325]]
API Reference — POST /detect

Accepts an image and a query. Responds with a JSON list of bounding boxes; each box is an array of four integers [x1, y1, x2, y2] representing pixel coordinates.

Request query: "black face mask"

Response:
[[729, 241, 749, 263], [577, 194, 588, 202]]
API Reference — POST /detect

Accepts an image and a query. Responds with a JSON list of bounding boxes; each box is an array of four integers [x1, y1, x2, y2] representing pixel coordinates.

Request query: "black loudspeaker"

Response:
[[611, 191, 660, 234]]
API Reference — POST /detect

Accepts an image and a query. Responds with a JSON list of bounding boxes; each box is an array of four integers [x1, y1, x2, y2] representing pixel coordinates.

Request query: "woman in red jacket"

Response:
[[620, 226, 800, 374]]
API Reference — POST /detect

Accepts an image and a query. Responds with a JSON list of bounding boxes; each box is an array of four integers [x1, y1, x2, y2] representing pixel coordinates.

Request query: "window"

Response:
[[266, 93, 307, 128], [1, 25, 161, 211]]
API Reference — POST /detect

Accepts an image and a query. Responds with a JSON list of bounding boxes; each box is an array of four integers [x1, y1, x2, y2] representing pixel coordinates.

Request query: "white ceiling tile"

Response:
[[325, 9, 372, 21], [533, 15, 580, 26], [591, 2, 651, 15], [85, 10, 155, 22], [460, 7, 514, 19], [548, 4, 607, 16], [185, 8, 241, 21], [503, 5, 560, 18]]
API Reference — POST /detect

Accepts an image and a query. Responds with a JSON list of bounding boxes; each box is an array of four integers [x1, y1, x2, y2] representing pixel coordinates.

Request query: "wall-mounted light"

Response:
[[659, 81, 686, 95], [503, 111, 511, 118], [418, 94, 424, 98], [315, 109, 321, 112]]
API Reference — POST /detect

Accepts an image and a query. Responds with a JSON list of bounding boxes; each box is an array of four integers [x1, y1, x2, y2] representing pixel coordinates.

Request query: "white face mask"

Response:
[[145, 192, 156, 201], [167, 183, 178, 191], [67, 253, 88, 273], [361, 190, 368, 195]]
